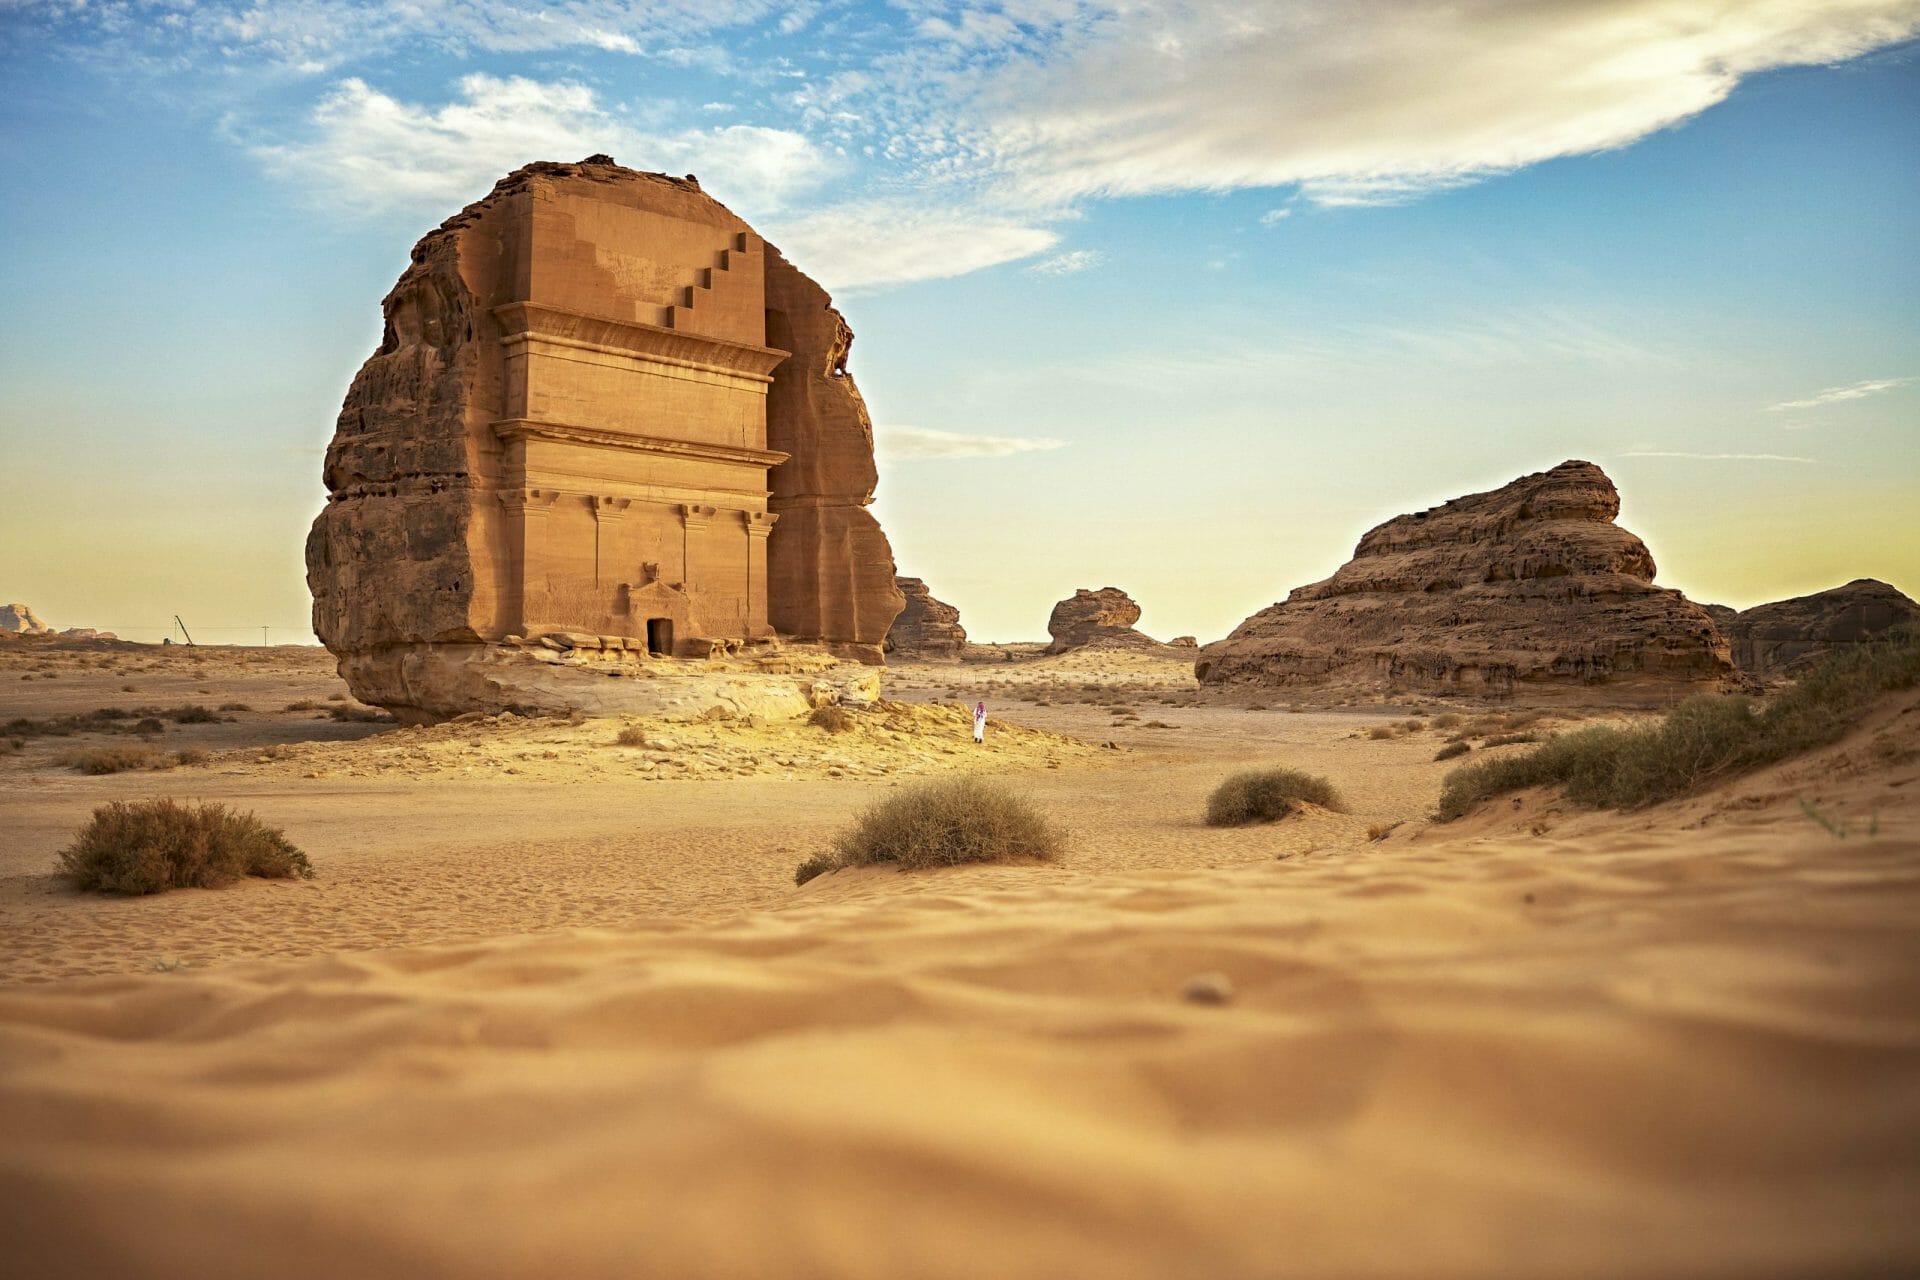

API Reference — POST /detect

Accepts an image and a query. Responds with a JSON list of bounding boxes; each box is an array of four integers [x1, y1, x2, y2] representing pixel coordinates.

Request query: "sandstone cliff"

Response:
[[307, 157, 902, 720], [886, 577, 967, 656], [1, 604, 50, 634], [1046, 588, 1154, 653], [1196, 461, 1734, 698], [1720, 579, 1917, 676]]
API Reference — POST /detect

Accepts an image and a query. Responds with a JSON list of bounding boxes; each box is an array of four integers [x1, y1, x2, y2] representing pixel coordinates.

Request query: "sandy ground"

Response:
[[3, 640, 1917, 1277]]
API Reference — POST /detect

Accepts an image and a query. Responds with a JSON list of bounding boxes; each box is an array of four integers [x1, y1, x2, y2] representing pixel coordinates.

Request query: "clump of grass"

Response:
[[1434, 741, 1471, 762], [1205, 768, 1344, 826], [614, 724, 651, 746], [1402, 719, 1427, 732], [797, 776, 1063, 883], [809, 705, 856, 734], [1433, 713, 1464, 730], [1438, 630, 1920, 820], [58, 799, 313, 895], [1367, 725, 1396, 741], [53, 746, 170, 774]]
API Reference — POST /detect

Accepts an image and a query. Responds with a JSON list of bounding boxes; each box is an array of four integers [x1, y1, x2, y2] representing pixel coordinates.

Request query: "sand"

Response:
[[3, 640, 1918, 1277]]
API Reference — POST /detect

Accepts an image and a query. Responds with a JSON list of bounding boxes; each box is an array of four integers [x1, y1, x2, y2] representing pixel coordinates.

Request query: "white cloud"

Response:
[[767, 201, 1058, 290], [876, 426, 1068, 460], [253, 75, 830, 220], [946, 0, 1920, 205], [1258, 207, 1292, 225], [1027, 249, 1102, 275], [1616, 451, 1818, 463], [1767, 375, 1914, 411]]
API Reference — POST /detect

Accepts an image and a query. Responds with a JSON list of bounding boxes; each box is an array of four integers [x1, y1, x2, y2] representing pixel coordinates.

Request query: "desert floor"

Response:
[[3, 641, 1918, 1278]]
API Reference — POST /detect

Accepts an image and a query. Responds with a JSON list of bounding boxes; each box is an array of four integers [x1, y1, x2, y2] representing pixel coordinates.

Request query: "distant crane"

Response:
[[174, 615, 196, 646]]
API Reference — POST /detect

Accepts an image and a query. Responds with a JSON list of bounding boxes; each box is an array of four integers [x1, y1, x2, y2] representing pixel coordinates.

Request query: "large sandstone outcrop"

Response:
[[1046, 587, 1152, 653], [1719, 579, 1917, 676], [1196, 461, 1735, 698], [1, 604, 49, 634], [886, 577, 967, 656], [307, 157, 902, 721]]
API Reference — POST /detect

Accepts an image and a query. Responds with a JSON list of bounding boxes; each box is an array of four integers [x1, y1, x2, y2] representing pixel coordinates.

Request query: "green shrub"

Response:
[[1438, 629, 1920, 820], [801, 776, 1063, 881], [58, 799, 313, 895], [1434, 741, 1471, 762], [809, 705, 856, 734], [1205, 768, 1344, 826]]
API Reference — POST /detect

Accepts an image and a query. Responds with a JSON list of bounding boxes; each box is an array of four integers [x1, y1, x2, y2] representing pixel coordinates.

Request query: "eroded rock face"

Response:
[[1196, 460, 1735, 698], [886, 577, 967, 656], [0, 604, 49, 634], [1046, 588, 1150, 653], [307, 157, 902, 721], [1720, 579, 1918, 676]]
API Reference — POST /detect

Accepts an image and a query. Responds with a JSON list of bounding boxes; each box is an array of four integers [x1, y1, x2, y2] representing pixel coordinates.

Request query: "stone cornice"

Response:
[[494, 301, 791, 383], [493, 418, 790, 469]]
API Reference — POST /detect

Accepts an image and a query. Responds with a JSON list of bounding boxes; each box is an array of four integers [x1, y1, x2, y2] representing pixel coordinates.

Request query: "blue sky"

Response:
[[2, 1, 1916, 644]]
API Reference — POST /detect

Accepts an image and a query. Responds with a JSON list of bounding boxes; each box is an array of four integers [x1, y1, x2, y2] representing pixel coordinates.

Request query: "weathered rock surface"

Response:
[[1720, 579, 1918, 677], [1046, 588, 1151, 653], [0, 604, 49, 634], [1169, 636, 1198, 648], [886, 577, 967, 656], [1196, 461, 1735, 699], [306, 157, 902, 722]]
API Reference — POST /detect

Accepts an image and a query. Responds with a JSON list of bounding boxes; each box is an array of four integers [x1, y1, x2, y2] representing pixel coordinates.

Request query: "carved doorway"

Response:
[[647, 618, 673, 657]]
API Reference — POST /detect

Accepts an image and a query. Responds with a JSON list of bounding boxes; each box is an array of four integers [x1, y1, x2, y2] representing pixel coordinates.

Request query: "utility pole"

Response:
[[174, 616, 196, 646], [262, 626, 269, 647]]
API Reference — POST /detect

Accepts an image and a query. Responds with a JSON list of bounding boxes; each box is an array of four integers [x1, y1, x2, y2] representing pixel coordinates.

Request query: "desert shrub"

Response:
[[1205, 768, 1344, 826], [329, 704, 390, 723], [5, 708, 146, 738], [615, 724, 651, 746], [1, 738, 23, 754], [794, 852, 838, 886], [809, 705, 856, 734], [165, 704, 219, 724], [284, 700, 321, 712], [1367, 725, 1396, 740], [1438, 630, 1920, 820], [134, 718, 165, 736], [805, 776, 1063, 879], [173, 748, 211, 767], [1434, 741, 1471, 761], [218, 702, 251, 712], [1433, 713, 1463, 729], [1403, 719, 1427, 732], [1366, 822, 1397, 842], [54, 746, 169, 774], [58, 799, 313, 895], [1483, 732, 1541, 748]]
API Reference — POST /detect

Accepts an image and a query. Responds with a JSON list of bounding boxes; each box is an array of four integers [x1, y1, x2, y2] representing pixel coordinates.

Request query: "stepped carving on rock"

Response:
[[1196, 461, 1735, 699], [307, 157, 902, 722], [886, 577, 967, 656], [1719, 579, 1918, 677], [1046, 587, 1152, 653]]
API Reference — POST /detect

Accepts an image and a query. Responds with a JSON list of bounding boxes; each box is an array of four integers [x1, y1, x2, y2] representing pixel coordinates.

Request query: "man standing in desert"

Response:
[[973, 701, 987, 745]]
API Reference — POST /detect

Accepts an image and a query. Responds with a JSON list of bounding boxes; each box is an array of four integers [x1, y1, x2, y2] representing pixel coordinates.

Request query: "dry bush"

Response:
[[1433, 713, 1464, 729], [134, 718, 165, 736], [1403, 719, 1427, 732], [614, 724, 650, 746], [1438, 629, 1920, 820], [1367, 725, 1397, 741], [1484, 732, 1541, 748], [799, 776, 1063, 883], [284, 700, 321, 712], [218, 702, 251, 712], [172, 748, 211, 767], [1205, 769, 1344, 826], [809, 705, 857, 734], [54, 746, 170, 774], [164, 705, 220, 724], [1, 738, 24, 754], [58, 799, 313, 895], [1434, 741, 1471, 761], [1366, 822, 1397, 842]]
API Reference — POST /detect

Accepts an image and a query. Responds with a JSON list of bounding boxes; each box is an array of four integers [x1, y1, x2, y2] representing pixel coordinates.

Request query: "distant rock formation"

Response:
[[1046, 587, 1151, 653], [1196, 460, 1735, 698], [886, 577, 967, 656], [1719, 579, 1918, 676], [0, 604, 49, 634], [306, 156, 903, 722], [58, 628, 118, 641], [1169, 635, 1198, 648]]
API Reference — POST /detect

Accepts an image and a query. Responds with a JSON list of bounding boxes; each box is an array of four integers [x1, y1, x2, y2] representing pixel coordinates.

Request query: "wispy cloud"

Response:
[[1027, 249, 1102, 276], [1258, 208, 1292, 226], [768, 201, 1057, 291], [253, 75, 830, 220], [1616, 451, 1818, 463], [1767, 376, 1914, 412], [876, 426, 1067, 461]]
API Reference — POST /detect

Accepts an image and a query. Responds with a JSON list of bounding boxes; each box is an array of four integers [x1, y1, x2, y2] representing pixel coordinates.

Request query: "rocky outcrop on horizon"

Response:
[[306, 156, 902, 721], [1718, 579, 1917, 677], [886, 577, 967, 657], [1, 604, 50, 634], [1195, 460, 1735, 699], [1046, 587, 1154, 653]]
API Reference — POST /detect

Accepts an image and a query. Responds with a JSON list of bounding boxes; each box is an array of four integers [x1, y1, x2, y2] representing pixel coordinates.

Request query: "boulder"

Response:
[[1720, 579, 1918, 676], [1196, 460, 1735, 699], [306, 157, 903, 722], [1046, 587, 1149, 653], [0, 604, 49, 634], [886, 577, 967, 656], [1169, 636, 1198, 648]]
